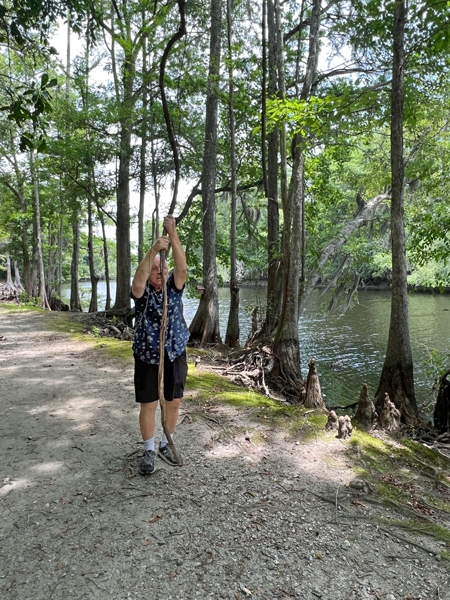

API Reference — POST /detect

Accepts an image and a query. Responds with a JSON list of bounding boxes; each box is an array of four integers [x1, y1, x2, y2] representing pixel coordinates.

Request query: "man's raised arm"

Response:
[[164, 215, 187, 291]]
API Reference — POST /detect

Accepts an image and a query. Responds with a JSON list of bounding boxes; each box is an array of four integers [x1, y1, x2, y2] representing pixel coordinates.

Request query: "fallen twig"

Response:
[[335, 485, 340, 524], [377, 526, 439, 557]]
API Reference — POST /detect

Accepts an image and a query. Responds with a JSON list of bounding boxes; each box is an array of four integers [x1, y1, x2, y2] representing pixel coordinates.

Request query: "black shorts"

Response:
[[134, 350, 188, 403]]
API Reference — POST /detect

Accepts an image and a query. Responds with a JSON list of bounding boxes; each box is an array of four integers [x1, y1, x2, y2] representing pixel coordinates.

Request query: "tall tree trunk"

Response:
[[108, 12, 138, 310], [87, 197, 99, 312], [98, 6, 145, 309], [273, 0, 321, 398], [375, 0, 417, 423], [46, 225, 57, 300], [4, 255, 16, 293], [189, 0, 222, 345], [138, 19, 148, 264], [297, 0, 306, 288], [70, 211, 82, 311], [261, 0, 268, 198], [21, 229, 32, 297], [275, 0, 289, 316], [84, 19, 99, 313], [259, 0, 281, 337], [9, 139, 32, 296], [272, 0, 297, 391], [66, 15, 71, 100], [57, 215, 63, 299], [225, 0, 239, 348], [30, 153, 50, 310], [62, 13, 70, 303], [30, 222, 38, 298], [14, 261, 24, 292], [114, 88, 133, 309], [98, 208, 111, 310]]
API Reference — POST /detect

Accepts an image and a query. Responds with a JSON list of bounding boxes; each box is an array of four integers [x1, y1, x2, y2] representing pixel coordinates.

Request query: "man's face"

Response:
[[148, 256, 168, 290]]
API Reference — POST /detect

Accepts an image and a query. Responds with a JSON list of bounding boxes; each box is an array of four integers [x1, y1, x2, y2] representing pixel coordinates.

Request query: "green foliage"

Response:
[[419, 345, 450, 383]]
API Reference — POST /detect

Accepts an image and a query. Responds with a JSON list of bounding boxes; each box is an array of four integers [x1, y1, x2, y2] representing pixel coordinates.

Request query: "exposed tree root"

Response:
[[73, 311, 135, 341], [301, 358, 325, 408], [227, 344, 289, 402], [354, 383, 377, 426], [196, 340, 296, 402]]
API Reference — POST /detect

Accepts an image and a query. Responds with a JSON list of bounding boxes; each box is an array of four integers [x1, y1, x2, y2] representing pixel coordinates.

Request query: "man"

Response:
[[131, 215, 190, 475]]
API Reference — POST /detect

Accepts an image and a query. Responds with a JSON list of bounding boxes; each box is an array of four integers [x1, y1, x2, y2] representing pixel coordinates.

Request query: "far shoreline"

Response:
[[3, 279, 450, 297]]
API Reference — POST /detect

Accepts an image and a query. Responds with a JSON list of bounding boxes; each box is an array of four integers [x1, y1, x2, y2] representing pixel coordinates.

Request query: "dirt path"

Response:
[[0, 307, 449, 600]]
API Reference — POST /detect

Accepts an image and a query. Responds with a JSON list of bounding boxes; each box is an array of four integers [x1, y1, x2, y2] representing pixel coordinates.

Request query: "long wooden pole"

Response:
[[157, 244, 182, 465], [157, 0, 186, 466]]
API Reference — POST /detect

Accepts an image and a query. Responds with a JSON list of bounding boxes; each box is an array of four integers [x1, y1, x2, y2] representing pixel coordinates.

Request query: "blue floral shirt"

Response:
[[131, 273, 190, 364]]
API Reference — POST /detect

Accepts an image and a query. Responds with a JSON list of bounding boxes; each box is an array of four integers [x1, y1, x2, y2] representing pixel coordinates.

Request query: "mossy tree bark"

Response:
[[374, 0, 418, 423]]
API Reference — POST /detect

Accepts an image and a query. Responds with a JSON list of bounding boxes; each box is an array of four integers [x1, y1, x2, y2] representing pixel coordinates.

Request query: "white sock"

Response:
[[143, 437, 155, 452], [160, 432, 173, 448]]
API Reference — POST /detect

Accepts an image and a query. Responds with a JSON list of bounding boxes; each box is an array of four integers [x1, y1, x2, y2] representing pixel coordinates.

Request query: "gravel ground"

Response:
[[0, 307, 449, 600]]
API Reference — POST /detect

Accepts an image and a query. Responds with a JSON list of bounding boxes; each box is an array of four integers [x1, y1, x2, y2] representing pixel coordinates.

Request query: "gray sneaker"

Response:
[[140, 450, 156, 475], [158, 443, 183, 466]]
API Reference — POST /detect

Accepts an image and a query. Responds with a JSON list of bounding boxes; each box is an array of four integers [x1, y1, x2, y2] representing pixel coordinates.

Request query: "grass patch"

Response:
[[186, 364, 329, 440], [40, 311, 134, 362], [0, 303, 43, 312], [250, 431, 265, 445], [91, 337, 133, 361], [401, 439, 450, 470], [345, 424, 450, 549], [186, 364, 274, 408], [382, 517, 450, 547], [186, 347, 209, 358], [347, 432, 393, 481], [46, 313, 85, 335], [263, 406, 329, 441], [186, 364, 328, 434]]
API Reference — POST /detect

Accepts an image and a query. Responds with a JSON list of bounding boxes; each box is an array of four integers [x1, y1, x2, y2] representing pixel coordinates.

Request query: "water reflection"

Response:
[[62, 282, 450, 410]]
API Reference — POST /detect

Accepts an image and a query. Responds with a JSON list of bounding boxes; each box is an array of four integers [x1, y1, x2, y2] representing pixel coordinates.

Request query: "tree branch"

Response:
[[63, 170, 117, 225], [175, 179, 202, 225], [298, 192, 391, 316], [0, 179, 22, 203], [159, 0, 186, 216], [284, 0, 340, 42], [215, 178, 264, 194]]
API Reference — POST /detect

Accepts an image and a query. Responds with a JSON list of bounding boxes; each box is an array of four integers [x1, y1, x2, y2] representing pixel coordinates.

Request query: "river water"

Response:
[[62, 282, 450, 411]]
